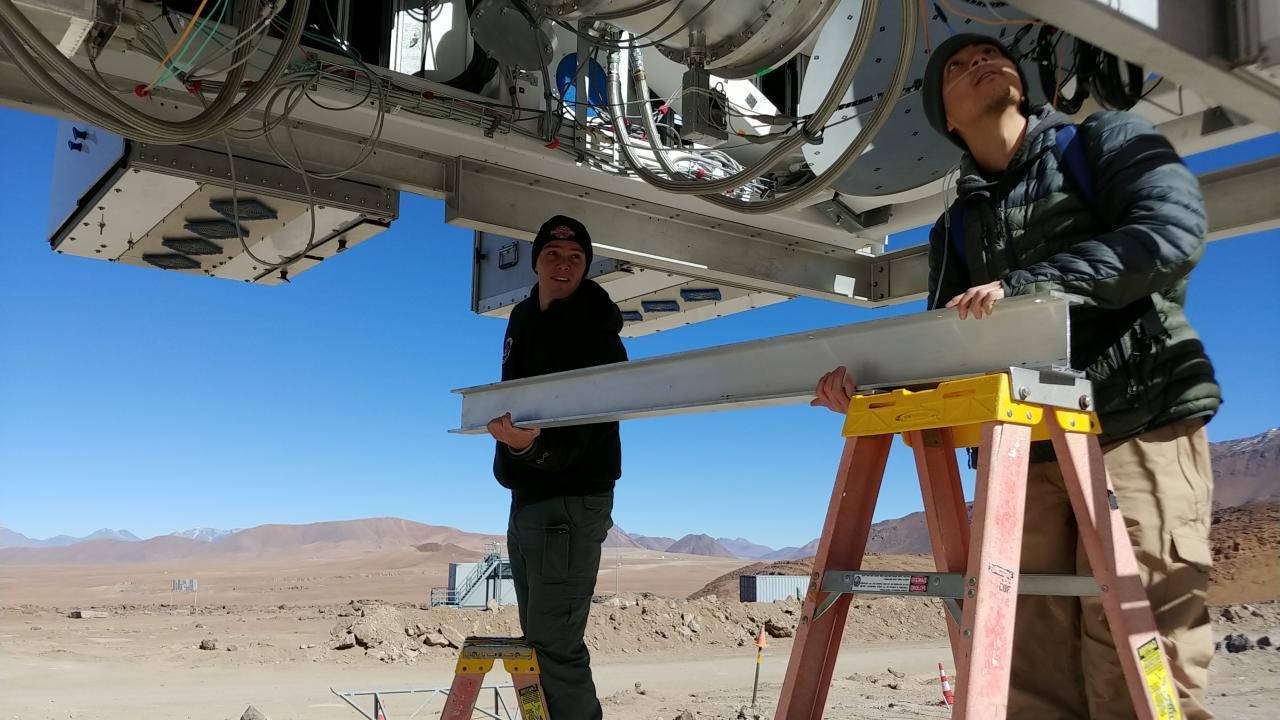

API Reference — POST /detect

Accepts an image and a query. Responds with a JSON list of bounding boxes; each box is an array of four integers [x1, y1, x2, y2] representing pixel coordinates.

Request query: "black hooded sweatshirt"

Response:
[[492, 279, 628, 505]]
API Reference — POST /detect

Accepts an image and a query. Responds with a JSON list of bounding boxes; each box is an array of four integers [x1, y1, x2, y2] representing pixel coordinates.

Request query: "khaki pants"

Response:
[[1008, 420, 1215, 719]]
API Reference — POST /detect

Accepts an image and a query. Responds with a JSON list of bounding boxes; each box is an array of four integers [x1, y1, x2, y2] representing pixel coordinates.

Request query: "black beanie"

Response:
[[922, 33, 1031, 151], [531, 215, 593, 269]]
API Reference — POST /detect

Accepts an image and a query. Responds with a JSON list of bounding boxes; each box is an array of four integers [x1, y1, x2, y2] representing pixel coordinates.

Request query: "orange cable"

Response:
[[920, 0, 932, 53], [144, 0, 212, 90]]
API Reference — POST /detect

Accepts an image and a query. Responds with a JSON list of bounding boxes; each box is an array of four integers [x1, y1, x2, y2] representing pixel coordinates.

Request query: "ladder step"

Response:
[[821, 571, 1100, 598]]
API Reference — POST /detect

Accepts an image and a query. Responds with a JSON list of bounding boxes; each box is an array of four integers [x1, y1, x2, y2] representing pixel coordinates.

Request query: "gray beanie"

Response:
[[921, 33, 1031, 150]]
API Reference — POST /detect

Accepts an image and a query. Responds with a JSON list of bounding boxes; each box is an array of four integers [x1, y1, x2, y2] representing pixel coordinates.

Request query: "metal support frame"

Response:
[[2, 3, 1278, 310], [453, 294, 1072, 433], [1199, 154, 1280, 239], [332, 685, 516, 720], [820, 570, 1099, 599], [128, 143, 399, 218], [1007, 0, 1280, 125], [446, 157, 880, 304]]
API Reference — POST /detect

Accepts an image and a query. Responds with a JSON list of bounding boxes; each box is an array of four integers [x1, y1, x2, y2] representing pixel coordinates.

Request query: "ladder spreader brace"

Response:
[[776, 369, 1184, 720]]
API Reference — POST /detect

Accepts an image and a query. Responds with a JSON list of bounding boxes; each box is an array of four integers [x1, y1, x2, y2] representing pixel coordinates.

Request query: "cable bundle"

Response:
[[0, 0, 310, 144], [1036, 26, 1145, 114]]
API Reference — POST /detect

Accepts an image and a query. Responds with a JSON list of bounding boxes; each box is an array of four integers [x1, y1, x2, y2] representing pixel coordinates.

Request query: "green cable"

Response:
[[269, 15, 366, 62], [151, 0, 227, 89]]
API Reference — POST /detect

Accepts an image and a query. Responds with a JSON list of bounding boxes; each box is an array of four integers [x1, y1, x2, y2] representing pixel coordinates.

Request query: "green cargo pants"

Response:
[[507, 492, 613, 720]]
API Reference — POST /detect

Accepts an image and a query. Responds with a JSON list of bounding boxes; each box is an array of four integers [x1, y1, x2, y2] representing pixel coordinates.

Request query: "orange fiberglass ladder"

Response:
[[440, 637, 549, 720], [774, 369, 1184, 720]]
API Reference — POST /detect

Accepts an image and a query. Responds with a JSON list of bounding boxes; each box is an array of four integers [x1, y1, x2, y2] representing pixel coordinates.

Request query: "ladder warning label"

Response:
[[1137, 638, 1182, 720], [517, 684, 547, 720], [848, 574, 930, 594]]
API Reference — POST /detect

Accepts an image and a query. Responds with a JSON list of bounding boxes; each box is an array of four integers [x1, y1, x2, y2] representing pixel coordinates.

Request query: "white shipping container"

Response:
[[739, 574, 808, 603]]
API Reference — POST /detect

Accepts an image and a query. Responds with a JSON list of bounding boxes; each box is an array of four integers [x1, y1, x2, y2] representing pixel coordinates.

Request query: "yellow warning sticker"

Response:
[[517, 684, 547, 720], [1137, 638, 1182, 720]]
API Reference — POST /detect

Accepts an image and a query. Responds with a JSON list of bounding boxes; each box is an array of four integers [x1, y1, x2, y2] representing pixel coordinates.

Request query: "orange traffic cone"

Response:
[[939, 662, 955, 706]]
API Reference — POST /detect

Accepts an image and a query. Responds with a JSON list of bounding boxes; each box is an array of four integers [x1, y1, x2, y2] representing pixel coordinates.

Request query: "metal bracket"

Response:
[[813, 197, 892, 234], [942, 598, 963, 625], [1005, 366, 1095, 412], [811, 591, 843, 623]]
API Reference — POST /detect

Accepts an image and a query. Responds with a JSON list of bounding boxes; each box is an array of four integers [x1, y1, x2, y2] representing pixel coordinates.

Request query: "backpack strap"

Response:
[[947, 202, 966, 262], [1052, 123, 1097, 207]]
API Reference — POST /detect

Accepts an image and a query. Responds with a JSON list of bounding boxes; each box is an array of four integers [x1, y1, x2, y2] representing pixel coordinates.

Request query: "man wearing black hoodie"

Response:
[[486, 215, 626, 720]]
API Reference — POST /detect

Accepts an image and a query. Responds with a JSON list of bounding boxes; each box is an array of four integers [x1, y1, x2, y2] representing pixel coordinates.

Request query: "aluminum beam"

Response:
[[1007, 0, 1280, 126], [452, 294, 1071, 433], [1199, 155, 1280, 240], [446, 157, 880, 305]]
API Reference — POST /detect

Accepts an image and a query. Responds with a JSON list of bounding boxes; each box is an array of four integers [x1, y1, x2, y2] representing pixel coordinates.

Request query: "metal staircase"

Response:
[[431, 543, 505, 607]]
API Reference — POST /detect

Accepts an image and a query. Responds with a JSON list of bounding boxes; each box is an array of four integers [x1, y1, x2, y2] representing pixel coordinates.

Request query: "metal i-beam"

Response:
[[446, 157, 880, 304], [451, 294, 1071, 433], [1199, 155, 1280, 240]]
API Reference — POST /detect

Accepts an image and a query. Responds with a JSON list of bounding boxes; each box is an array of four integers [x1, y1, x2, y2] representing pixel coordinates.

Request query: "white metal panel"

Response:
[[208, 205, 369, 282], [619, 287, 792, 337], [54, 167, 200, 263]]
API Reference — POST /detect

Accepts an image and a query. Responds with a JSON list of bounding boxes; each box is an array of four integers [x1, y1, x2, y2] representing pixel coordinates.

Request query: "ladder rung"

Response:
[[821, 571, 1099, 598]]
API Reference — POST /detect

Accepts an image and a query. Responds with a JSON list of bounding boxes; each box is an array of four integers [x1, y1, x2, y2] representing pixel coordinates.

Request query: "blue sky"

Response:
[[1, 107, 1277, 548]]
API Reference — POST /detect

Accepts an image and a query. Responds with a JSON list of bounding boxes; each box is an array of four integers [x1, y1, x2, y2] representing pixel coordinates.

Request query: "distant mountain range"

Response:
[[0, 526, 244, 548], [0, 528, 139, 548], [0, 518, 500, 564], [4, 430, 1274, 564]]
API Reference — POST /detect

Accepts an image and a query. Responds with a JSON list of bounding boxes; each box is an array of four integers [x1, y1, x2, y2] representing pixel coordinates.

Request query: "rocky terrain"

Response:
[[1209, 500, 1280, 604], [3, 594, 1276, 720]]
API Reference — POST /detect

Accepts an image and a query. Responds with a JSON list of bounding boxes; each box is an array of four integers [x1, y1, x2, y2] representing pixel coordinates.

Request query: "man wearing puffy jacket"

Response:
[[814, 34, 1220, 718], [486, 215, 626, 720]]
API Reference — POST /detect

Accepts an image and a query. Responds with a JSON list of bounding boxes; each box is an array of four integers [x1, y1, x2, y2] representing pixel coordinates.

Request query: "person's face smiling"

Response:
[[536, 239, 587, 302]]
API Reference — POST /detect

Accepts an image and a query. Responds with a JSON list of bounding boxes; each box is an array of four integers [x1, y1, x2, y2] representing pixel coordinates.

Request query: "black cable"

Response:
[[1037, 28, 1090, 115], [1091, 50, 1143, 110], [1138, 76, 1164, 102]]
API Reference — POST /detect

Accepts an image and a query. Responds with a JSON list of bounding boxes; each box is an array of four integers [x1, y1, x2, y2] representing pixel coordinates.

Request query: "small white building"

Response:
[[431, 544, 516, 608]]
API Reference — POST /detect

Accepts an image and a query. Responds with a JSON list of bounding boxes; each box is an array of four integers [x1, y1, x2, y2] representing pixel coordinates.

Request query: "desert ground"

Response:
[[2, 542, 1277, 720]]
